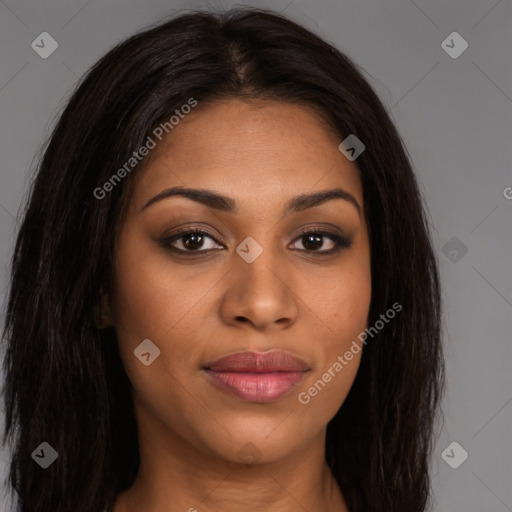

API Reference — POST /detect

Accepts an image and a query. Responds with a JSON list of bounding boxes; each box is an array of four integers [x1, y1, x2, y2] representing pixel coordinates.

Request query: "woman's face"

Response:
[[104, 98, 371, 465]]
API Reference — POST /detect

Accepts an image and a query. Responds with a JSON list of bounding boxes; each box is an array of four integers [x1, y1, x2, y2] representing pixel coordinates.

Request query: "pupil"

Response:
[[304, 234, 322, 250], [184, 233, 203, 249]]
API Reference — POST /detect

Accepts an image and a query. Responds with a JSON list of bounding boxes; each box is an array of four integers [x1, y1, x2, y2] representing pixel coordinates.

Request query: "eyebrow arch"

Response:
[[140, 186, 361, 217]]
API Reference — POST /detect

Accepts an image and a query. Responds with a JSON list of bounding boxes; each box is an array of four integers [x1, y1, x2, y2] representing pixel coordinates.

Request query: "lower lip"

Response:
[[204, 370, 307, 402]]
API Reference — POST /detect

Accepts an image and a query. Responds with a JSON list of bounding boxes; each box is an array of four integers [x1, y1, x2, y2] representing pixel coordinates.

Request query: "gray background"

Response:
[[0, 0, 511, 510]]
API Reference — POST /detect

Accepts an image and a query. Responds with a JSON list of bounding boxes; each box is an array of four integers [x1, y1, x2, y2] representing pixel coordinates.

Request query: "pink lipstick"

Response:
[[203, 351, 310, 403]]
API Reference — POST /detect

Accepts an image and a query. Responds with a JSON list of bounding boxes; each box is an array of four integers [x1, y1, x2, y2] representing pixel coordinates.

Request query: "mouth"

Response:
[[202, 351, 310, 403]]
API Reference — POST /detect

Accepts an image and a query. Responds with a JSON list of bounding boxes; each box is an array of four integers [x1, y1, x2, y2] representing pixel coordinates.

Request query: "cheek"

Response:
[[293, 254, 370, 420], [108, 239, 205, 422], [294, 272, 368, 423], [295, 351, 361, 428], [303, 252, 371, 346], [109, 232, 223, 392], [111, 230, 210, 341], [320, 277, 370, 332]]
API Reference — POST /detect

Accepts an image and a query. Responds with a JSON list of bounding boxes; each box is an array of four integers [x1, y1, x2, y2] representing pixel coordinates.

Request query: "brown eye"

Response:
[[159, 227, 352, 258], [161, 229, 224, 254], [290, 230, 352, 256]]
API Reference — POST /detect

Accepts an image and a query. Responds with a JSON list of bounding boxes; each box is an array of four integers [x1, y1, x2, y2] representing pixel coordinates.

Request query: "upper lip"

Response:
[[203, 351, 310, 373]]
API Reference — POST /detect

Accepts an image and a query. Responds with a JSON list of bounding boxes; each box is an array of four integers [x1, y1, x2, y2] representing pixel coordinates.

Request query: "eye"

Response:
[[159, 227, 352, 257], [160, 229, 224, 255], [290, 229, 352, 256]]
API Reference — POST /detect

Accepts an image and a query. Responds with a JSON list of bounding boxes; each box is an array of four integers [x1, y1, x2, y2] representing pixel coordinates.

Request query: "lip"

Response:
[[203, 351, 310, 403]]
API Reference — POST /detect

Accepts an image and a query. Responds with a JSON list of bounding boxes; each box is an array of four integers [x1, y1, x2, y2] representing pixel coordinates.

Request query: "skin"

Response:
[[101, 98, 371, 512]]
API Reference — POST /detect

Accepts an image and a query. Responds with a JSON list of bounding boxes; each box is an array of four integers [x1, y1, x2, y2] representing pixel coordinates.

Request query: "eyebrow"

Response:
[[140, 186, 361, 217]]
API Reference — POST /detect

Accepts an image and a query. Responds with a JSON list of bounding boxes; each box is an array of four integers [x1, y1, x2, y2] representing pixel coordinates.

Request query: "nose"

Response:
[[219, 244, 299, 331]]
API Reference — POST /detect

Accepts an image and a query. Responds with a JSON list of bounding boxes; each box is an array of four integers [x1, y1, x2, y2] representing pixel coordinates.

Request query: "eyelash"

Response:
[[159, 227, 352, 258]]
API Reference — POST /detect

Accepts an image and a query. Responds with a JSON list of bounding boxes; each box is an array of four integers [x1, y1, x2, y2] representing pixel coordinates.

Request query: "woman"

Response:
[[1, 7, 444, 512]]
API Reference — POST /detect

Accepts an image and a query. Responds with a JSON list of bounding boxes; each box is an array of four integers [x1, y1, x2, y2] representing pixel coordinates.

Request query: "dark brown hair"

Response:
[[1, 7, 444, 512]]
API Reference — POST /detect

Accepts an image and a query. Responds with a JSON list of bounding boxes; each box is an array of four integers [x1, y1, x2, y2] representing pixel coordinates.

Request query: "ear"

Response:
[[95, 287, 115, 328]]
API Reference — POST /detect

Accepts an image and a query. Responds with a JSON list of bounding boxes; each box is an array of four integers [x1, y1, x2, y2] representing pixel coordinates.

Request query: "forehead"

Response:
[[126, 98, 363, 215]]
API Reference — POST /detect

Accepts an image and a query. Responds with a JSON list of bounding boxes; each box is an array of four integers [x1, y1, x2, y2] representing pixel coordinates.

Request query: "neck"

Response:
[[114, 412, 348, 512]]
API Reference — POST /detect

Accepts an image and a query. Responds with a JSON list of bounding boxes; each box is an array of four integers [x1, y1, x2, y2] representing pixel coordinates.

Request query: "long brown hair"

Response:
[[2, 7, 444, 511]]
